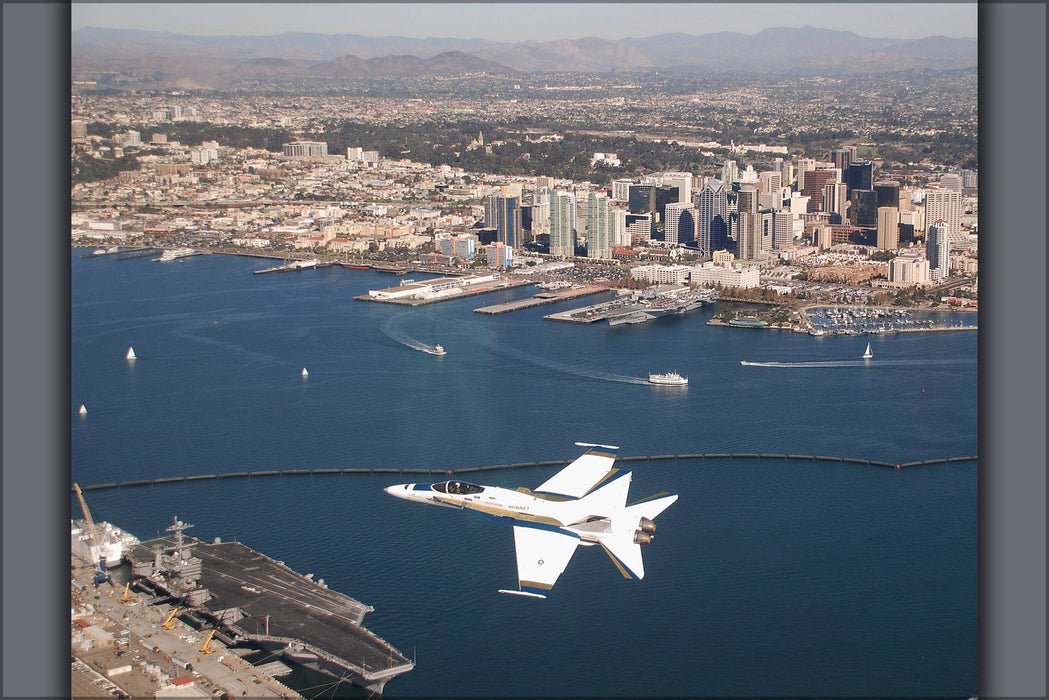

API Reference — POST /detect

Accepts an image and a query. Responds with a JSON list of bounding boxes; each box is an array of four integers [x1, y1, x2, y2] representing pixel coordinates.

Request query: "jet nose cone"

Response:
[[384, 484, 411, 498]]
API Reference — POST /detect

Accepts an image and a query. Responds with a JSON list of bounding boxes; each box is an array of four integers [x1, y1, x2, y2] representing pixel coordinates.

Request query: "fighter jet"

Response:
[[384, 443, 678, 598]]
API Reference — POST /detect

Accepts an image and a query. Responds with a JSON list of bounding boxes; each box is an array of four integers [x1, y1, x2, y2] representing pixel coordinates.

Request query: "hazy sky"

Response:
[[72, 3, 978, 42]]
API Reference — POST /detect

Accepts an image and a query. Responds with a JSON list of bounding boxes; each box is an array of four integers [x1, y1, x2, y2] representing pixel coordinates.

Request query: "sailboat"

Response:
[[126, 346, 137, 360], [862, 342, 873, 359], [302, 367, 309, 378]]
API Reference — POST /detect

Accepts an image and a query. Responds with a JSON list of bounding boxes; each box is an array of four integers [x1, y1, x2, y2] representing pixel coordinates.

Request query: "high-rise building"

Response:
[[939, 173, 963, 193], [610, 206, 630, 248], [736, 185, 759, 260], [926, 220, 950, 279], [660, 172, 693, 205], [721, 160, 739, 186], [874, 181, 901, 209], [611, 179, 633, 202], [846, 161, 874, 195], [696, 179, 729, 256], [490, 195, 521, 249], [663, 202, 696, 246], [924, 188, 963, 242], [822, 181, 849, 221], [549, 192, 577, 257], [830, 148, 852, 174], [801, 169, 838, 211], [759, 210, 775, 252], [773, 210, 795, 250], [586, 192, 612, 258], [876, 206, 900, 250], [486, 241, 514, 269], [758, 170, 782, 195], [850, 189, 878, 228]]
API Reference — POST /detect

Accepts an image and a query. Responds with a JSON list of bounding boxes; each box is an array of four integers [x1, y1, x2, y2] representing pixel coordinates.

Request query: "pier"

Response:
[[474, 285, 611, 314]]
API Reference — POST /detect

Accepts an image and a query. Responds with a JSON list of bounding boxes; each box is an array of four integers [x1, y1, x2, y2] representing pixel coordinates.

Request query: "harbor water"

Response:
[[72, 251, 977, 697]]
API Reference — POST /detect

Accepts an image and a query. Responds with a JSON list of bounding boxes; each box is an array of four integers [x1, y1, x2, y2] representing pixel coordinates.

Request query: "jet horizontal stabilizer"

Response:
[[498, 589, 547, 599]]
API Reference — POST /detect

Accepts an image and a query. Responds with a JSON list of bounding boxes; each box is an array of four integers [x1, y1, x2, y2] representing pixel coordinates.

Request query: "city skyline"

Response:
[[72, 3, 978, 42]]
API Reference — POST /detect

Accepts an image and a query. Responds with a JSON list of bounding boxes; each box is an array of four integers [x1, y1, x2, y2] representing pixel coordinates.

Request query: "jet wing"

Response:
[[498, 525, 580, 599], [535, 443, 620, 499]]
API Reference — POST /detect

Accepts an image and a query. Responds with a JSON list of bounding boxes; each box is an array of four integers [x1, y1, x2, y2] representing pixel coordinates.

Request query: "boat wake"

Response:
[[491, 339, 647, 385], [740, 358, 977, 369], [380, 313, 443, 355]]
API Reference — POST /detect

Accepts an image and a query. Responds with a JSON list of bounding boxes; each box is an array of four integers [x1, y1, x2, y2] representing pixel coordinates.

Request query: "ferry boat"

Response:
[[648, 371, 688, 386]]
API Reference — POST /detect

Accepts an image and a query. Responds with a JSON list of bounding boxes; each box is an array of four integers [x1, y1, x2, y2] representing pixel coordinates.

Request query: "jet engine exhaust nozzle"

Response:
[[639, 517, 657, 533], [634, 531, 653, 545]]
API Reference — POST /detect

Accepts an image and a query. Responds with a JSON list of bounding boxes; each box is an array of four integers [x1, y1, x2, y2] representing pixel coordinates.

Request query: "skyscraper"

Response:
[[663, 202, 696, 246], [876, 206, 900, 250], [924, 188, 963, 242], [549, 192, 577, 258], [696, 179, 729, 256], [850, 189, 878, 228], [822, 181, 849, 222], [874, 181, 901, 209], [494, 195, 521, 249], [846, 161, 874, 195], [586, 192, 612, 259], [926, 220, 950, 280], [721, 160, 739, 186], [736, 185, 759, 260]]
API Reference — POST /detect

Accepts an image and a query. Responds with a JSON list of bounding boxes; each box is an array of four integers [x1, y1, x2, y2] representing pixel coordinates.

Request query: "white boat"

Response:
[[862, 342, 873, 359], [302, 367, 309, 377], [78, 404, 88, 415], [649, 371, 688, 386], [427, 344, 446, 356], [126, 346, 136, 360]]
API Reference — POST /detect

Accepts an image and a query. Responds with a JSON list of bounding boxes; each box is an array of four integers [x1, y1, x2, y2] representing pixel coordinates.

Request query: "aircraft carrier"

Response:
[[73, 516, 414, 696]]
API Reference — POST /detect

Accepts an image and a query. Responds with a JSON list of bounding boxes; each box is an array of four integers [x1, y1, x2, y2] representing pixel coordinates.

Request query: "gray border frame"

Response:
[[3, 3, 1045, 697]]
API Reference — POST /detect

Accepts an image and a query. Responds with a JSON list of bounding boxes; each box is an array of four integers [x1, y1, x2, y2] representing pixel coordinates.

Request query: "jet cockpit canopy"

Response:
[[433, 480, 485, 495]]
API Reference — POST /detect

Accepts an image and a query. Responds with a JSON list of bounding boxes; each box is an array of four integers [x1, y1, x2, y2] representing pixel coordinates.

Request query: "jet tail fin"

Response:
[[600, 534, 645, 580], [625, 492, 678, 522]]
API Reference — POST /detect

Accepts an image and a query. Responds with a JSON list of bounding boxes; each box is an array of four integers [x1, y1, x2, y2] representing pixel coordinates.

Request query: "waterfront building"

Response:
[[889, 253, 930, 285], [586, 192, 612, 259], [690, 260, 760, 289], [486, 241, 514, 269], [927, 220, 950, 280], [282, 141, 328, 157], [549, 191, 577, 257], [876, 206, 900, 250], [663, 202, 696, 247], [630, 263, 691, 285], [925, 188, 963, 242], [696, 179, 729, 257], [488, 195, 522, 249]]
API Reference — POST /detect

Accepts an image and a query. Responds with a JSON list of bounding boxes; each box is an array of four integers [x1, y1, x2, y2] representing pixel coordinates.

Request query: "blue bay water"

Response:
[[71, 251, 977, 697]]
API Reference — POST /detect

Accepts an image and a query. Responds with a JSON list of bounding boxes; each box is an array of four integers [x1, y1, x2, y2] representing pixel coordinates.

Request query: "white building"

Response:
[[549, 191, 577, 257], [925, 188, 962, 242], [586, 192, 612, 259], [630, 263, 692, 285], [690, 261, 761, 289], [889, 253, 931, 285]]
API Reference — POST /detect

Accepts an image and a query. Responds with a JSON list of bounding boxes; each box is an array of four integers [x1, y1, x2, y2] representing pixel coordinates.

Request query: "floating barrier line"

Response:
[[73, 454, 978, 492]]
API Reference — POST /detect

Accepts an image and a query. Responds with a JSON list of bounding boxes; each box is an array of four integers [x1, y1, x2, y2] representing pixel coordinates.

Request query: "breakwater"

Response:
[[75, 453, 977, 491]]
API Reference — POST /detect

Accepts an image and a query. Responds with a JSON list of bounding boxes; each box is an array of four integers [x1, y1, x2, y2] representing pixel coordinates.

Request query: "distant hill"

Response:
[[71, 25, 977, 87]]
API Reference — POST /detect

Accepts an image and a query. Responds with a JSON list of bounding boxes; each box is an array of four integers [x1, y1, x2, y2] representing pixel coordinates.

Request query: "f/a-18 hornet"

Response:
[[384, 443, 678, 598]]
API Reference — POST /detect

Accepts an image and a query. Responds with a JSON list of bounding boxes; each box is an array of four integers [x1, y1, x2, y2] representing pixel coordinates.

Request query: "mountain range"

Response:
[[71, 26, 977, 87]]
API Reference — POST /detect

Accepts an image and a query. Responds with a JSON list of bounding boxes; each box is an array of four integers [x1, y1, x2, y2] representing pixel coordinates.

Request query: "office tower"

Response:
[[736, 185, 759, 260], [801, 169, 838, 211], [850, 189, 878, 228], [759, 210, 775, 252], [663, 202, 696, 246], [846, 161, 874, 195], [830, 148, 852, 174], [549, 191, 577, 257], [696, 179, 729, 257], [721, 160, 739, 186], [660, 172, 692, 204], [486, 242, 513, 269], [925, 188, 963, 242], [625, 213, 652, 243], [926, 220, 950, 279], [823, 181, 849, 221], [939, 173, 963, 193], [628, 184, 656, 214], [876, 206, 900, 250], [874, 181, 901, 209], [775, 158, 794, 188], [773, 210, 795, 250], [586, 192, 612, 258], [536, 176, 554, 189]]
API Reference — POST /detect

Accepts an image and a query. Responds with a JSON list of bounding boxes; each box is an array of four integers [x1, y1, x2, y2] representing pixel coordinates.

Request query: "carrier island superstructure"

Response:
[[71, 515, 414, 695]]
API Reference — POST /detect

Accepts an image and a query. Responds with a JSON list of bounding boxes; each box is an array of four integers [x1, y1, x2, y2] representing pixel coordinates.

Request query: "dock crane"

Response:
[[198, 629, 216, 655], [73, 483, 111, 587], [161, 607, 182, 630]]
